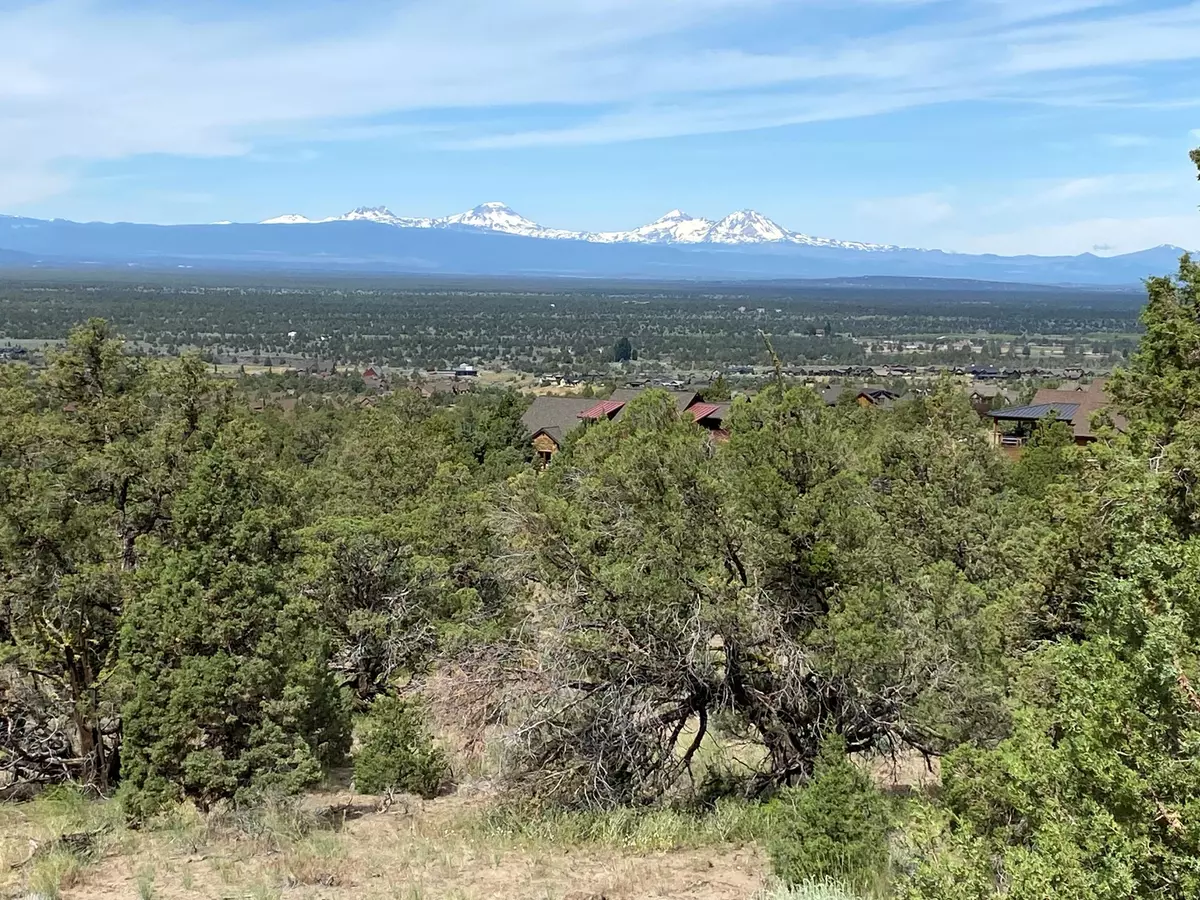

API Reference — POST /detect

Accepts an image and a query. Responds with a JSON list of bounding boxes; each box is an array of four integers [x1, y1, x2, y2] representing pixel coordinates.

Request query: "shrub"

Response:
[[352, 696, 448, 797], [119, 424, 352, 819], [764, 735, 892, 890]]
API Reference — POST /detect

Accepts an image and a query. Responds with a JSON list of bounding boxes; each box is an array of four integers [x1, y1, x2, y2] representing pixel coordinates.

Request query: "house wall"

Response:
[[532, 432, 560, 460]]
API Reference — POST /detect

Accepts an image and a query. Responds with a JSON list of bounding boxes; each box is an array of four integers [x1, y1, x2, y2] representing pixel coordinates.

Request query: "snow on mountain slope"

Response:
[[260, 214, 313, 224], [437, 201, 580, 239], [259, 201, 902, 250], [706, 210, 788, 244], [592, 209, 716, 244], [441, 201, 535, 232], [337, 206, 435, 227], [788, 232, 898, 252]]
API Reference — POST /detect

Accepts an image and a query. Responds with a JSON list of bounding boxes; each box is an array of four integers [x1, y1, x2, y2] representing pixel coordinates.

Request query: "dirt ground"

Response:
[[1, 789, 768, 900]]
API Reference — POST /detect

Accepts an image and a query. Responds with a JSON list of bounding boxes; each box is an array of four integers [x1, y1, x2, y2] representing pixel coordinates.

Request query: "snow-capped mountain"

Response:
[[591, 209, 716, 244], [438, 202, 581, 240], [338, 206, 435, 228], [705, 210, 790, 244], [3, 208, 1188, 284], [260, 214, 313, 225], [260, 202, 899, 251]]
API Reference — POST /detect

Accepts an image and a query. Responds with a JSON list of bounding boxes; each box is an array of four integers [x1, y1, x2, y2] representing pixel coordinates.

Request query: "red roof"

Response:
[[578, 399, 625, 420], [686, 402, 721, 421]]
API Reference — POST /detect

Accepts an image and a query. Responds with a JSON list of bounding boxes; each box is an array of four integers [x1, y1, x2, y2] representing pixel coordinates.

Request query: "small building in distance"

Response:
[[361, 365, 388, 391], [0, 346, 29, 362], [968, 384, 1018, 415], [819, 385, 901, 408], [988, 379, 1123, 456]]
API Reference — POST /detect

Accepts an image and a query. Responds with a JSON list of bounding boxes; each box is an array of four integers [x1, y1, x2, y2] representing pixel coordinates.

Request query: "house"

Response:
[[521, 396, 595, 464], [686, 401, 732, 441], [987, 379, 1123, 456], [968, 365, 1005, 381], [522, 389, 702, 464], [361, 365, 386, 391], [855, 387, 900, 408], [968, 384, 1017, 415], [819, 385, 848, 406], [299, 359, 336, 377], [420, 377, 474, 398], [576, 389, 699, 423], [820, 385, 900, 408]]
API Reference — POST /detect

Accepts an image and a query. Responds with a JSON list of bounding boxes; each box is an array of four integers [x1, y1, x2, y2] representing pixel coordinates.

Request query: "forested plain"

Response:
[[2, 160, 1200, 899], [0, 272, 1142, 371]]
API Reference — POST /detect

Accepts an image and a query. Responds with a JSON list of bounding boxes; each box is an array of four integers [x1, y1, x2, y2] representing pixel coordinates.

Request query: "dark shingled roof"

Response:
[[608, 388, 699, 414], [521, 396, 594, 447]]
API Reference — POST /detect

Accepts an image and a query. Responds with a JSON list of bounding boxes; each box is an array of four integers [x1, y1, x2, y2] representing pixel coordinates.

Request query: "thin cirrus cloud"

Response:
[[1101, 133, 1154, 147], [0, 0, 1198, 254], [855, 193, 956, 228], [3, 0, 1197, 157]]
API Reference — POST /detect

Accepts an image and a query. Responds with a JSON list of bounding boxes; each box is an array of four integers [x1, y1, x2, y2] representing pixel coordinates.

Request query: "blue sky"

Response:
[[2, 0, 1199, 255]]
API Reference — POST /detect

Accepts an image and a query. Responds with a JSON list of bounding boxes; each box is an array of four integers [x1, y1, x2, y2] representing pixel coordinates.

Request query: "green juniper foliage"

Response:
[[352, 696, 448, 798], [765, 734, 892, 890], [120, 418, 351, 815]]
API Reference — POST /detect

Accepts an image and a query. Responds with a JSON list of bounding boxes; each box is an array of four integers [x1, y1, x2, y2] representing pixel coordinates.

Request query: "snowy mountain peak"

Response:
[[707, 209, 789, 244], [342, 206, 400, 222], [592, 209, 716, 244], [260, 213, 312, 225], [256, 201, 901, 251], [444, 202, 533, 228], [441, 202, 579, 239]]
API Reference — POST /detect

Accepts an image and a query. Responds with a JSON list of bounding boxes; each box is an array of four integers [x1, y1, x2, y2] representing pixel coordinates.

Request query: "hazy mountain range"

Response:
[[261, 202, 897, 252], [0, 202, 1190, 286]]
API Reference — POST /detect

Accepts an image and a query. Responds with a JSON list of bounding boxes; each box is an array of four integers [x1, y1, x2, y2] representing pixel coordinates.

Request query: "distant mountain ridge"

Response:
[[0, 208, 1191, 286], [258, 201, 900, 251]]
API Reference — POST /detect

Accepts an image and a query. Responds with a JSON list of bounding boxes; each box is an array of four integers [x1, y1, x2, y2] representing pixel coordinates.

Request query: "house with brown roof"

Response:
[[522, 389, 703, 465], [819, 385, 901, 408], [521, 396, 595, 465], [968, 384, 1017, 415], [988, 379, 1124, 456]]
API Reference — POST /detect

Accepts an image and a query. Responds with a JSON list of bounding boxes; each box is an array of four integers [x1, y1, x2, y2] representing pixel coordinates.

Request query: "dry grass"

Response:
[[755, 880, 865, 900], [0, 786, 767, 900]]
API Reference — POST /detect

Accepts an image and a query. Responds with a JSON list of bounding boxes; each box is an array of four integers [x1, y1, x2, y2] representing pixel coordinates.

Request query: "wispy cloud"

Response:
[[855, 192, 956, 227], [1101, 133, 1152, 147], [2, 0, 1199, 218], [1037, 172, 1179, 202]]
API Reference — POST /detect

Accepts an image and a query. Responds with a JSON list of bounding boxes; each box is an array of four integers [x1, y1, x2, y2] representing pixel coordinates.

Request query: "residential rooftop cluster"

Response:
[[522, 379, 1123, 466]]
